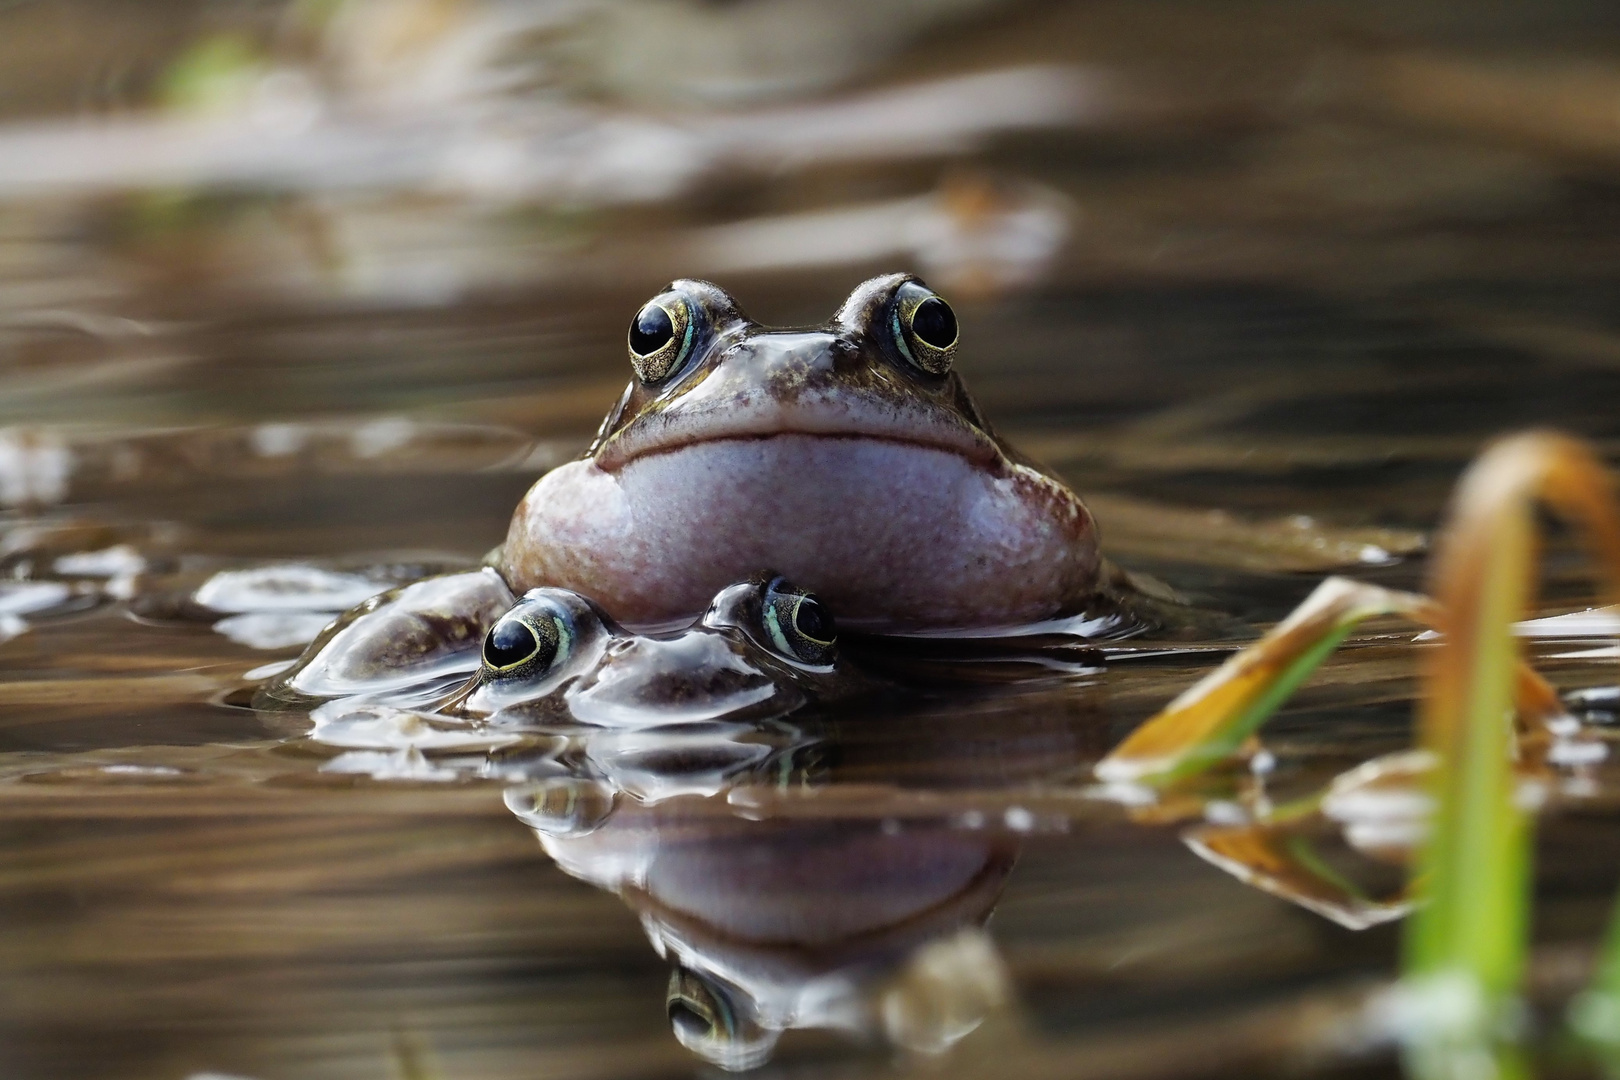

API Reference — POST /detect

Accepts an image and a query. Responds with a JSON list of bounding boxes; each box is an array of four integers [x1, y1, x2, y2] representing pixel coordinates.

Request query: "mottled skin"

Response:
[[258, 275, 1106, 718], [257, 570, 860, 727], [269, 569, 515, 701], [501, 273, 1099, 632]]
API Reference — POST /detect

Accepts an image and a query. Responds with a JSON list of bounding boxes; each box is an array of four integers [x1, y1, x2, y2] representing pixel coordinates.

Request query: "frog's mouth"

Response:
[[591, 392, 1003, 473]]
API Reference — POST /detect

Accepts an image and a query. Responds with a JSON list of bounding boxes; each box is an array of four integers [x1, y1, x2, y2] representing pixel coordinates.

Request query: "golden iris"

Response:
[[891, 280, 958, 375], [628, 295, 695, 382]]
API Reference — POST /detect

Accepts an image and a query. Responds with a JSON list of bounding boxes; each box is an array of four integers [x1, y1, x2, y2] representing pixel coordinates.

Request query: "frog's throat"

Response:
[[502, 435, 1099, 632]]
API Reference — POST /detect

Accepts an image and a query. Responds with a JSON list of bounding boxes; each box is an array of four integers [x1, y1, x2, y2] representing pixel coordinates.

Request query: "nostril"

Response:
[[826, 337, 862, 370]]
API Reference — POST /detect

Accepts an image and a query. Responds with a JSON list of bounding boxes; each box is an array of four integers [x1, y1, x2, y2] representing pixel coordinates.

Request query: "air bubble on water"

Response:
[[0, 428, 72, 508], [101, 764, 183, 777], [54, 545, 145, 578], [1358, 544, 1394, 565], [213, 611, 334, 649], [319, 747, 462, 781], [952, 810, 986, 829], [309, 700, 519, 751], [243, 658, 297, 681], [0, 581, 70, 614], [251, 423, 308, 457], [1563, 775, 1601, 799], [194, 565, 382, 613], [351, 417, 416, 459], [1549, 739, 1607, 766], [504, 778, 617, 837], [1082, 781, 1159, 807], [1545, 714, 1582, 737]]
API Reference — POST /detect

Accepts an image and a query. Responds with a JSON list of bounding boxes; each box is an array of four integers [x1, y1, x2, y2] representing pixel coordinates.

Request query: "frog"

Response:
[[252, 272, 1127, 727], [256, 570, 863, 740], [243, 268, 1166, 757], [498, 272, 1102, 634]]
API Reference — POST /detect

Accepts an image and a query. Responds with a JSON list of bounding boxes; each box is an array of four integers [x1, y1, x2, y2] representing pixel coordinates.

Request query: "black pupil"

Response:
[[630, 303, 675, 357], [667, 1000, 714, 1040], [792, 597, 832, 642], [485, 619, 538, 668], [910, 297, 957, 349]]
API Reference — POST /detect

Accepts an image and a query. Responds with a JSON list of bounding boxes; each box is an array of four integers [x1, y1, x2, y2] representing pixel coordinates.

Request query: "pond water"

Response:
[[8, 2, 1620, 1079]]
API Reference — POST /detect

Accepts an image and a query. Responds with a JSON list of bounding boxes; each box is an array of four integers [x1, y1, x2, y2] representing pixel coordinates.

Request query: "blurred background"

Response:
[[9, 2, 1620, 1079], [5, 0, 1620, 564], [7, 0, 1620, 463]]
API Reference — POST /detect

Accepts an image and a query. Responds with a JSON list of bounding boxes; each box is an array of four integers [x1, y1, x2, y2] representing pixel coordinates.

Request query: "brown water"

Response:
[[8, 2, 1620, 1078]]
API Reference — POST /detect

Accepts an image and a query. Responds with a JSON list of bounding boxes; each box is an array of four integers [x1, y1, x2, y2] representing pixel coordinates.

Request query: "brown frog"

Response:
[[255, 275, 1118, 730], [258, 571, 859, 728], [500, 273, 1099, 633]]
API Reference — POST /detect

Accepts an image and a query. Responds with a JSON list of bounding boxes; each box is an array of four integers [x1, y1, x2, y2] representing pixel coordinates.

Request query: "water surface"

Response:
[[7, 3, 1620, 1078]]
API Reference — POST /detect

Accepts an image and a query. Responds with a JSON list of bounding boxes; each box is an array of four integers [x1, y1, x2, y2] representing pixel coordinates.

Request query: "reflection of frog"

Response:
[[517, 783, 1018, 1070], [505, 719, 1035, 1071], [501, 273, 1099, 633], [257, 571, 863, 735]]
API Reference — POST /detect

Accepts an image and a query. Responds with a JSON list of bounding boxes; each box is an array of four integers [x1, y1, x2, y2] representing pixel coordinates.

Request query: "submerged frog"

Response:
[[499, 272, 1100, 633], [259, 571, 860, 731]]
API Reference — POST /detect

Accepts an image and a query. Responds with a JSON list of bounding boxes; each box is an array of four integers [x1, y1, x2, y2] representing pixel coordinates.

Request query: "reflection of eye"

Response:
[[628, 294, 695, 383], [667, 977, 722, 1043], [666, 968, 776, 1070], [481, 599, 572, 679], [891, 280, 958, 375], [762, 577, 836, 666]]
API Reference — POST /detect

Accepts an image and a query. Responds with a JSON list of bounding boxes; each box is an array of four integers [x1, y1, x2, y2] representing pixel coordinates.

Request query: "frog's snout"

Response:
[[719, 331, 861, 387]]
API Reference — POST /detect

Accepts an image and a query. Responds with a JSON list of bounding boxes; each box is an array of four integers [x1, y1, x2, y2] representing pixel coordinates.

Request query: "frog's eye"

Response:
[[628, 294, 696, 383], [891, 280, 958, 375], [482, 599, 573, 679], [666, 968, 774, 1069], [761, 577, 836, 666]]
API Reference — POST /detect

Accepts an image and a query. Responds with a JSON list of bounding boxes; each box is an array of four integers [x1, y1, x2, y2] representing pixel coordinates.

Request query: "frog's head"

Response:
[[502, 274, 1098, 633], [588, 273, 994, 472], [455, 575, 849, 726]]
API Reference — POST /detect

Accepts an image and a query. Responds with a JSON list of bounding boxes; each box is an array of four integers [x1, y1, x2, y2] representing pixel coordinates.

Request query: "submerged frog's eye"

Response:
[[628, 294, 695, 383], [761, 577, 836, 666], [666, 968, 774, 1069], [891, 280, 958, 375], [481, 599, 573, 680]]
